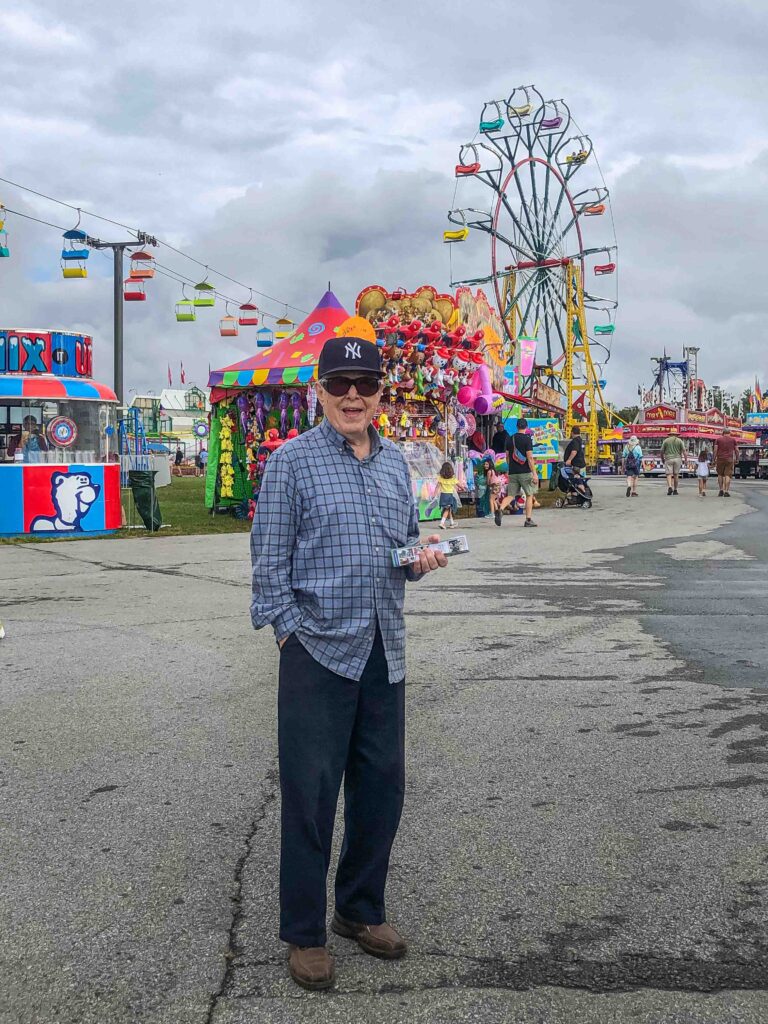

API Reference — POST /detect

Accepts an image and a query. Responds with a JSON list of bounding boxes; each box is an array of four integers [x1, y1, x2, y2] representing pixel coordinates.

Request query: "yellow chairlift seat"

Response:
[[443, 227, 469, 243], [62, 265, 88, 279], [175, 299, 197, 322], [275, 316, 294, 339], [508, 103, 532, 117]]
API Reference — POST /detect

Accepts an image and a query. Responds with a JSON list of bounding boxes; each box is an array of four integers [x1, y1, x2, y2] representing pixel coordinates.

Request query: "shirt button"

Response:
[[371, 516, 376, 523]]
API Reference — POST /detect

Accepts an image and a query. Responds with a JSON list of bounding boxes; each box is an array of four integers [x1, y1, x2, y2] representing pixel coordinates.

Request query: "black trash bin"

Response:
[[128, 470, 162, 532]]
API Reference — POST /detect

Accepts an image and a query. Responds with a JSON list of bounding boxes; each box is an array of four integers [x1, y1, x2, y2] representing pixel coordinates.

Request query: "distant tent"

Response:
[[207, 290, 351, 398]]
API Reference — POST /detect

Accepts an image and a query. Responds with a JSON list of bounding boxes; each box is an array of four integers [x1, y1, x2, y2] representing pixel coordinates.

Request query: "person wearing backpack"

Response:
[[622, 434, 642, 498]]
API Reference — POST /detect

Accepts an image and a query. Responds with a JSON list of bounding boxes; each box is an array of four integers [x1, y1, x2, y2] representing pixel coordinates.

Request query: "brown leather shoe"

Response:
[[331, 911, 407, 959], [287, 945, 335, 990]]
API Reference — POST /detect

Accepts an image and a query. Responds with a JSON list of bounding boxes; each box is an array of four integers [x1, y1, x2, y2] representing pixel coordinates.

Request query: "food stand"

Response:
[[0, 329, 120, 536]]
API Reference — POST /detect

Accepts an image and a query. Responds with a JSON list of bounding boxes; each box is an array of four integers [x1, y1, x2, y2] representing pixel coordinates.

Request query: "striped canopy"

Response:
[[207, 290, 350, 389], [0, 374, 117, 402]]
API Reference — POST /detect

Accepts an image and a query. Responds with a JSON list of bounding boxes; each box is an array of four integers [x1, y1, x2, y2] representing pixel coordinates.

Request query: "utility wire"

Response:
[[0, 174, 308, 316]]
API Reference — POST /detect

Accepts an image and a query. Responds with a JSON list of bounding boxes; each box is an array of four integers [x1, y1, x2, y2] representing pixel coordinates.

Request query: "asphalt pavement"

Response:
[[1, 476, 766, 1024]]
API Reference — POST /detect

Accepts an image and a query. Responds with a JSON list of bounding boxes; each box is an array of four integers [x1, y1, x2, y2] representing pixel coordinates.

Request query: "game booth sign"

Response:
[[0, 329, 120, 536]]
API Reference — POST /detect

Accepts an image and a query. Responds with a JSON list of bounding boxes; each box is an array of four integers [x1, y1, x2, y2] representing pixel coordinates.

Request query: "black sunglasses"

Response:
[[320, 375, 382, 398]]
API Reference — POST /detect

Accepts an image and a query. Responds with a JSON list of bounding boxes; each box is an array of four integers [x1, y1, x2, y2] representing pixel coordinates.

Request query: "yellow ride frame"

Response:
[[561, 261, 613, 466]]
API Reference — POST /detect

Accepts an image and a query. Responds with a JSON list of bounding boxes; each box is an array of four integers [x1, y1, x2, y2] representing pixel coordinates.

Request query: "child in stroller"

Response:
[[553, 463, 593, 509]]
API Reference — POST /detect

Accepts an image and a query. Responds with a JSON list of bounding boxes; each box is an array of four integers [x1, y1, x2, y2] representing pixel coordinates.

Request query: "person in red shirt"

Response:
[[713, 427, 739, 497]]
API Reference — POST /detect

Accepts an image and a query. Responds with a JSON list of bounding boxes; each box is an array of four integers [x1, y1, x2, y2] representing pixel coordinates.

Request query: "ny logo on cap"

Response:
[[345, 341, 362, 360]]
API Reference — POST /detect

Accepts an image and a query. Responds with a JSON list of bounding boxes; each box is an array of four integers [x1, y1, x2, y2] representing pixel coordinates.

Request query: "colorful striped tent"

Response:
[[207, 290, 350, 397]]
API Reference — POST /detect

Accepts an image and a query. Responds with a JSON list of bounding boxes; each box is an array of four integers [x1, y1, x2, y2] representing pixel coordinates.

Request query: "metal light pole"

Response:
[[86, 230, 157, 410]]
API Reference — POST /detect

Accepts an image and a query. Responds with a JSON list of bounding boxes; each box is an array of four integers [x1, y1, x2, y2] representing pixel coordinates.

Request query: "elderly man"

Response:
[[713, 426, 739, 497], [250, 334, 448, 991]]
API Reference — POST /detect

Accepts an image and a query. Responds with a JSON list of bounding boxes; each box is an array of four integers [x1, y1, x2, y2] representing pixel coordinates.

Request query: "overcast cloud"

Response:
[[1, 0, 767, 404]]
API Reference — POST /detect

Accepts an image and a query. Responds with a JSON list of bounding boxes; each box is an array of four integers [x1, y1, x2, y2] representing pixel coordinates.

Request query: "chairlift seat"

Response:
[[193, 294, 216, 307], [455, 162, 481, 176], [594, 263, 616, 276], [0, 245, 9, 258], [62, 266, 88, 279], [584, 203, 605, 216], [509, 103, 532, 117], [594, 324, 615, 335], [443, 228, 469, 243], [220, 316, 239, 337], [540, 116, 563, 129], [238, 302, 259, 326], [480, 118, 505, 133], [565, 150, 589, 165], [257, 328, 274, 348], [176, 300, 197, 322]]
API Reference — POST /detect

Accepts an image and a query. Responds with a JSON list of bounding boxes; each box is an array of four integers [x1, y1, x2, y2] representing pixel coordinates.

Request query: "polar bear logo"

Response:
[[31, 472, 101, 532]]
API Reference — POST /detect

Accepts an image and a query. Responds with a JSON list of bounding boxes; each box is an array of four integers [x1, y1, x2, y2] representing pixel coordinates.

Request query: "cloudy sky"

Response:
[[1, 0, 767, 406]]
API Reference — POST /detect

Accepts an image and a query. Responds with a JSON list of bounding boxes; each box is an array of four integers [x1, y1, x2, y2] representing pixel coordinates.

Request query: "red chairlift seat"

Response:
[[220, 315, 239, 337], [583, 203, 606, 216], [238, 302, 259, 326], [455, 161, 481, 176], [594, 262, 616, 276], [123, 277, 147, 301]]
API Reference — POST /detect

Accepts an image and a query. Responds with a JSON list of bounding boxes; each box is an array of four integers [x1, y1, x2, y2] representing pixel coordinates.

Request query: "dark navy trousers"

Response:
[[277, 628, 405, 947]]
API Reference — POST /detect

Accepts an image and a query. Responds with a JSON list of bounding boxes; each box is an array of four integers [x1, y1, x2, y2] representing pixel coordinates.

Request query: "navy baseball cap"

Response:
[[318, 336, 383, 378]]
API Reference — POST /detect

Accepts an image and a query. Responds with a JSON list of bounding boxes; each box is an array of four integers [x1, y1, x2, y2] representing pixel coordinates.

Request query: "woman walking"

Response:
[[622, 435, 642, 497]]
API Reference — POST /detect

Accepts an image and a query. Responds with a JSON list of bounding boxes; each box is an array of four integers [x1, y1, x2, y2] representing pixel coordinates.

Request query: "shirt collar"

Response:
[[318, 417, 382, 458]]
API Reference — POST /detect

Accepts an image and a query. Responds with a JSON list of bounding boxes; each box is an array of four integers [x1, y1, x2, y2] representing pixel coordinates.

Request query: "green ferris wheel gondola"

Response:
[[594, 324, 615, 335]]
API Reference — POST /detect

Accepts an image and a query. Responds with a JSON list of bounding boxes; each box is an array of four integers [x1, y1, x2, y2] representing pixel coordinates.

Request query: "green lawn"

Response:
[[119, 476, 252, 538]]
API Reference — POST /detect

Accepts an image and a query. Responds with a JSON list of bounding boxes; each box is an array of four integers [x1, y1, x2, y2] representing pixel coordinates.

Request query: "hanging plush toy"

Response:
[[236, 394, 249, 439], [290, 391, 302, 432], [255, 393, 266, 437], [431, 348, 450, 387], [279, 391, 289, 437]]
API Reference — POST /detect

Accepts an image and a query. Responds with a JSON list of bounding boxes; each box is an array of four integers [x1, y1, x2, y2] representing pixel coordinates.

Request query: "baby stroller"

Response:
[[553, 464, 593, 509]]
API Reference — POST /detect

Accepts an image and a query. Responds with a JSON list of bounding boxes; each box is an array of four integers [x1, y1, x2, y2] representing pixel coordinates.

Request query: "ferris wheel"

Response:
[[446, 85, 618, 398]]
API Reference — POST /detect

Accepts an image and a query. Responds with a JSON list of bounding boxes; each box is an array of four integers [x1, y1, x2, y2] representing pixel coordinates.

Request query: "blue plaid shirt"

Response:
[[250, 418, 421, 683]]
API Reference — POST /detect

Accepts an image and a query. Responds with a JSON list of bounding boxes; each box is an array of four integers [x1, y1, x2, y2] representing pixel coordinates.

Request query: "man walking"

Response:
[[713, 426, 739, 497], [250, 334, 448, 991], [503, 417, 539, 527], [660, 427, 685, 495]]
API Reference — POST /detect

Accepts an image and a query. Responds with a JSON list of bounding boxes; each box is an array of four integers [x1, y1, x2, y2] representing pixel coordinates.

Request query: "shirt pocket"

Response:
[[374, 466, 413, 545]]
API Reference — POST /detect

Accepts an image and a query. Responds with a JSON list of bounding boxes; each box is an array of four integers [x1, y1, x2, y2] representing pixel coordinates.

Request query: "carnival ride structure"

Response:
[[447, 85, 618, 462]]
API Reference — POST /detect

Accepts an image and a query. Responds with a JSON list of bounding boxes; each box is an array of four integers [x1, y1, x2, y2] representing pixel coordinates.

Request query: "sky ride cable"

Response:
[[0, 174, 308, 319]]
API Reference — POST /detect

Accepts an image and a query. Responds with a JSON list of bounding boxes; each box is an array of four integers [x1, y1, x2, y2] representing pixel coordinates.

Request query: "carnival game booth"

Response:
[[0, 329, 120, 536], [625, 404, 756, 477], [206, 290, 350, 511]]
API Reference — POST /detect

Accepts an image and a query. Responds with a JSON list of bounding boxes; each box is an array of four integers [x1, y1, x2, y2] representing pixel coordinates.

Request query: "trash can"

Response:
[[128, 469, 162, 532]]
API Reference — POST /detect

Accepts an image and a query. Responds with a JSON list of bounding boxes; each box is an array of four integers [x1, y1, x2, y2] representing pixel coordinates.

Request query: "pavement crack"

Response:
[[205, 766, 279, 1024]]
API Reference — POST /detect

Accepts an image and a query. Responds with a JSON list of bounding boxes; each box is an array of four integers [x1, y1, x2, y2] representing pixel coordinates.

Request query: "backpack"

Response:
[[625, 447, 640, 474]]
